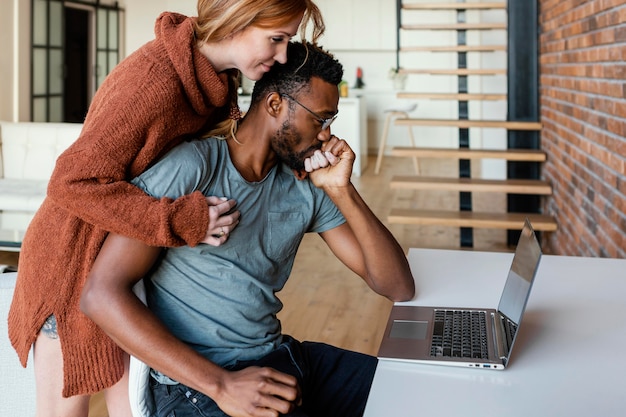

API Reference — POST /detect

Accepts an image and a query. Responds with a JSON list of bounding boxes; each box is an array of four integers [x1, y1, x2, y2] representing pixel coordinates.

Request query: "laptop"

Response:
[[378, 218, 542, 370]]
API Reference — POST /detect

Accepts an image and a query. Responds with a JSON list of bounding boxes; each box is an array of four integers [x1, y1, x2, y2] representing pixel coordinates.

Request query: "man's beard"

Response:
[[272, 122, 321, 172]]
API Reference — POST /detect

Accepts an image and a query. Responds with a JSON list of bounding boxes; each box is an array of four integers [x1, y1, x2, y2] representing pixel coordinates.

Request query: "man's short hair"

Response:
[[251, 42, 344, 103]]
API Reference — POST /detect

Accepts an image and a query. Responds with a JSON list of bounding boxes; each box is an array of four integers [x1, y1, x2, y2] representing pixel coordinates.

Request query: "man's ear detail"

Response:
[[265, 92, 283, 117]]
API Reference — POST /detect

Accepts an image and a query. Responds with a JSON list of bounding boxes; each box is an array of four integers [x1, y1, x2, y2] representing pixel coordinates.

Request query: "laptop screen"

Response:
[[497, 219, 542, 325]]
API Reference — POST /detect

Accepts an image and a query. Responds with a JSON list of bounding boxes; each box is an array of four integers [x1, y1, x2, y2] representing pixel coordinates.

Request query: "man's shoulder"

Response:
[[156, 137, 225, 180], [133, 137, 225, 198], [167, 136, 224, 159]]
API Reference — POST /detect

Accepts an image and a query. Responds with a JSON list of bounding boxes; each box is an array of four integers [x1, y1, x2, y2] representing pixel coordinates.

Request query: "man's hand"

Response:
[[306, 135, 355, 189], [200, 196, 240, 246], [214, 366, 301, 417]]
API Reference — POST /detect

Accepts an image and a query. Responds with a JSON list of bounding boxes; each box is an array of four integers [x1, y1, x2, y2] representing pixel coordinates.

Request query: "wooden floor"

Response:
[[7, 155, 506, 417]]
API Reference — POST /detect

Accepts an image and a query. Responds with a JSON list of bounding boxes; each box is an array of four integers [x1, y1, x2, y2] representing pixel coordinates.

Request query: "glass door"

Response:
[[31, 0, 122, 122]]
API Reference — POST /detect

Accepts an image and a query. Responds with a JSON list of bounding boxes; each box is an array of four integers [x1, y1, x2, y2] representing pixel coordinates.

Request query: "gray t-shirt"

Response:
[[132, 138, 345, 367]]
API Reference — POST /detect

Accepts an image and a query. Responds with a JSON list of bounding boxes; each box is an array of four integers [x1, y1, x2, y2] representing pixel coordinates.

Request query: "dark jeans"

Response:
[[150, 336, 378, 417]]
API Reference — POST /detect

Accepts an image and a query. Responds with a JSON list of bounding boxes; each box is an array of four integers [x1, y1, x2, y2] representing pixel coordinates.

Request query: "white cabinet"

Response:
[[316, 0, 396, 51], [332, 96, 368, 177]]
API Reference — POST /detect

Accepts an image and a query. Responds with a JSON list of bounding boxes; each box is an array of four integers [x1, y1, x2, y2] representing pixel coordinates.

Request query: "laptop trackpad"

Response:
[[390, 320, 429, 340]]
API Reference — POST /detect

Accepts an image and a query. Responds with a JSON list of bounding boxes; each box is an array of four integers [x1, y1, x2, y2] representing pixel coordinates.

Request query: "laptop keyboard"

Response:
[[430, 309, 489, 359]]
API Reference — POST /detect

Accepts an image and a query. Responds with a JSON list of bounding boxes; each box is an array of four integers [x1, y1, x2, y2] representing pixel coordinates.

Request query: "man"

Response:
[[81, 42, 415, 417]]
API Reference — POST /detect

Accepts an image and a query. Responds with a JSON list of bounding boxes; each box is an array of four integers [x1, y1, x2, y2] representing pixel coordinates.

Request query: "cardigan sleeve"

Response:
[[45, 65, 213, 247], [47, 141, 210, 247], [43, 19, 235, 248]]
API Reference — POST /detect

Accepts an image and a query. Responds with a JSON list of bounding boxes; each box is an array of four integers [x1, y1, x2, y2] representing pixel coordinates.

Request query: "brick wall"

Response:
[[539, 0, 626, 258]]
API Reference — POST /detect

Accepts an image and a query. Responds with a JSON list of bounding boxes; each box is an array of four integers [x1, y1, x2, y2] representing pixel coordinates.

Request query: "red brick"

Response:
[[540, 0, 626, 258]]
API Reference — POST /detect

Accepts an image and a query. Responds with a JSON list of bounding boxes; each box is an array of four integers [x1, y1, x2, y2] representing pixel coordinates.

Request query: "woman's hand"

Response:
[[200, 196, 240, 246]]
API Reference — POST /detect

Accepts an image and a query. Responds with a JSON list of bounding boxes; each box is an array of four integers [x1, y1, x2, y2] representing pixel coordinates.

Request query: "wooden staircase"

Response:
[[388, 210, 558, 231], [390, 177, 552, 195], [401, 2, 507, 10], [395, 119, 541, 130], [391, 146, 546, 162], [389, 1, 556, 246]]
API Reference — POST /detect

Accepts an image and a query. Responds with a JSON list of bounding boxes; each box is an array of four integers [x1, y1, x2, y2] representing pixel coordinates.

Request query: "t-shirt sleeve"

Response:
[[132, 141, 211, 200], [307, 183, 346, 234]]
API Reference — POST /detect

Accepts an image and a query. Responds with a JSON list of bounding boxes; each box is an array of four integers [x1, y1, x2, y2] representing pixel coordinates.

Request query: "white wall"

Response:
[[0, 0, 30, 122], [2, 0, 506, 169], [0, 0, 16, 121], [119, 0, 410, 155], [122, 0, 197, 54], [121, 0, 400, 89]]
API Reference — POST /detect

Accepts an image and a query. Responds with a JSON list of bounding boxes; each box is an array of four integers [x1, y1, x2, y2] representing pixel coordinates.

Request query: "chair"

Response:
[[0, 272, 37, 417], [0, 272, 154, 416], [129, 280, 156, 417], [129, 353, 154, 417], [374, 103, 419, 175]]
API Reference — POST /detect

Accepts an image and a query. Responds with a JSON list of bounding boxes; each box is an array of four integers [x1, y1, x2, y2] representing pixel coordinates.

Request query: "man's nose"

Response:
[[317, 128, 333, 142]]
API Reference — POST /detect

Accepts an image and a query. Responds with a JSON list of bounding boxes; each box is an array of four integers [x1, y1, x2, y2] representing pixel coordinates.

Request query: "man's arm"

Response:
[[80, 234, 300, 417], [310, 137, 415, 302]]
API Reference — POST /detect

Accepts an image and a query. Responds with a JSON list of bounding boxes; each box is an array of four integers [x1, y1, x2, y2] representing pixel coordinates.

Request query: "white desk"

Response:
[[364, 248, 626, 417]]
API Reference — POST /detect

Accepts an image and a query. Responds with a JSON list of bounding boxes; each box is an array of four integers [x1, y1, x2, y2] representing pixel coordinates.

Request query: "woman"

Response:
[[8, 1, 324, 416]]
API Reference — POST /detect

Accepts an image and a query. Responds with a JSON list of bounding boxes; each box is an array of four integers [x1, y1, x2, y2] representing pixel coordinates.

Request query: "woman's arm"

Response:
[[47, 103, 209, 247], [46, 48, 236, 247]]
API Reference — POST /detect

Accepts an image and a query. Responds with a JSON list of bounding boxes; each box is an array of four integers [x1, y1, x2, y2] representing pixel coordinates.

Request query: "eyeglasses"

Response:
[[281, 93, 338, 131]]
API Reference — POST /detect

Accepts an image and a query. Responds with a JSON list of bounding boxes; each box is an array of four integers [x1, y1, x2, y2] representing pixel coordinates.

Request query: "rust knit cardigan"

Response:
[[8, 12, 236, 397]]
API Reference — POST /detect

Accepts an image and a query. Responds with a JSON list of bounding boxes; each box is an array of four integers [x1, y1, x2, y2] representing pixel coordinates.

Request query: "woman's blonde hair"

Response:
[[194, 0, 325, 45], [194, 0, 325, 138]]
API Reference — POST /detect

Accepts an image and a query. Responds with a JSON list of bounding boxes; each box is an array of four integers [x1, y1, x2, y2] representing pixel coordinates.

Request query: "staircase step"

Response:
[[399, 68, 506, 76], [402, 23, 506, 31], [397, 93, 507, 101], [390, 177, 552, 195], [401, 45, 506, 52], [391, 147, 546, 162], [395, 119, 542, 130], [402, 2, 507, 10], [388, 209, 558, 231]]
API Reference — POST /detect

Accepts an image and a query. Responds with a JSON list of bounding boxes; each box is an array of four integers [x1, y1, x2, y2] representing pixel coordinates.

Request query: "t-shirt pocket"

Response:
[[266, 211, 306, 261]]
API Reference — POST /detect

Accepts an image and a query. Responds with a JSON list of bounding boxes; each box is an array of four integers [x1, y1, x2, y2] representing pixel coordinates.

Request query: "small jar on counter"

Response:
[[338, 80, 349, 97]]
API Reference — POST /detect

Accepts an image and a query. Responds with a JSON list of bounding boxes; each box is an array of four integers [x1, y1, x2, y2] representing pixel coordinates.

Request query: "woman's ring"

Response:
[[219, 227, 226, 237]]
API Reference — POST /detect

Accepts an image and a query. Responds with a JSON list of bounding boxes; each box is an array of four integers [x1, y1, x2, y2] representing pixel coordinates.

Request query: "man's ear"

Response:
[[265, 92, 284, 118]]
